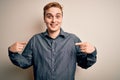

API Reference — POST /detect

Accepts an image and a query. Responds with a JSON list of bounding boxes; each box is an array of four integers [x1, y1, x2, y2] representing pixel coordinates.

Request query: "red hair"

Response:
[[43, 2, 63, 17]]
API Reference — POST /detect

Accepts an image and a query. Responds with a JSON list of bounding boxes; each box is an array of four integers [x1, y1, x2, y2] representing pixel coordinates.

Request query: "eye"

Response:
[[47, 15, 52, 19], [56, 15, 61, 19], [46, 14, 53, 19], [56, 14, 62, 19]]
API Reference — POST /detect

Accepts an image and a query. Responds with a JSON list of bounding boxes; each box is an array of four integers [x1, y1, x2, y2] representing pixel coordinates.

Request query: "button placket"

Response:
[[51, 40, 56, 80], [51, 40, 55, 51], [51, 40, 56, 70]]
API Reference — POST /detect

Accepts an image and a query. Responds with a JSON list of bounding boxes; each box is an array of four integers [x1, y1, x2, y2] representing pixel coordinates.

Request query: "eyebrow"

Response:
[[46, 13, 62, 15]]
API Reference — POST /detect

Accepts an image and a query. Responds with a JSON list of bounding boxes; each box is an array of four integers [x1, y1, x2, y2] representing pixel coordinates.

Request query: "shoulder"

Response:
[[26, 32, 44, 46], [65, 32, 79, 39], [28, 32, 44, 42], [65, 32, 81, 42]]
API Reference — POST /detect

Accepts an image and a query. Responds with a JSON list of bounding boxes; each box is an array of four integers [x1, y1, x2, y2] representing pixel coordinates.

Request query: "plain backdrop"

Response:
[[0, 0, 120, 80]]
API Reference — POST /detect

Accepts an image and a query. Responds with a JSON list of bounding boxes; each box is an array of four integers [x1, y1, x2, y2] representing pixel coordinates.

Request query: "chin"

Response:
[[49, 27, 60, 32]]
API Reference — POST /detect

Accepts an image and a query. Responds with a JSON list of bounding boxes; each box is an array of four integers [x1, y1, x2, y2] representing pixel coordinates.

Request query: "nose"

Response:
[[52, 17, 56, 23]]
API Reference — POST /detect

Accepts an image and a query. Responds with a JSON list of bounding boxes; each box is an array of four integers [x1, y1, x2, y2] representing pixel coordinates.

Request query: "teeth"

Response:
[[51, 24, 57, 27]]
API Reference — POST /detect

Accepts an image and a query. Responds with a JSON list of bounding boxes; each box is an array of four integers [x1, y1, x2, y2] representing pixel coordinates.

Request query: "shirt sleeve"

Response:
[[76, 49, 97, 69], [8, 37, 33, 69], [75, 36, 97, 69]]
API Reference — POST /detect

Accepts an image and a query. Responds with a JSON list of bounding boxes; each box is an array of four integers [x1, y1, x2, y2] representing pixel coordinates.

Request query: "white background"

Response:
[[0, 0, 120, 80]]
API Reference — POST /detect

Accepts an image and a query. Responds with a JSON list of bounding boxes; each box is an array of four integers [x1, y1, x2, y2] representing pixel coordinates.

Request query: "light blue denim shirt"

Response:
[[8, 29, 97, 80]]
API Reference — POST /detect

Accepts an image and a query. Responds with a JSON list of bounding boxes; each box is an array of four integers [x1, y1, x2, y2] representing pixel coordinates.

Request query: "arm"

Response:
[[75, 42, 97, 69], [8, 40, 33, 69]]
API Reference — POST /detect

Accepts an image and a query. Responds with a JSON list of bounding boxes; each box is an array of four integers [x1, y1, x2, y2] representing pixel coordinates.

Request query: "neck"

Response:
[[48, 29, 60, 39]]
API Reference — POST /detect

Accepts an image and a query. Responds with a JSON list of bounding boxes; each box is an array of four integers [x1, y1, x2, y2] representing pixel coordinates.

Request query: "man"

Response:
[[8, 2, 97, 80]]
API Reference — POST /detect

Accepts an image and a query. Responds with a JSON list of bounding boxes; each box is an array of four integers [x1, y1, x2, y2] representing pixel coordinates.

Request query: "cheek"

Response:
[[58, 18, 63, 23], [44, 18, 51, 24]]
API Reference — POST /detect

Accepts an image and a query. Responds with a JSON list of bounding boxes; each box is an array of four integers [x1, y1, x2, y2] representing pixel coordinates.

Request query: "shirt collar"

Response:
[[43, 28, 68, 38]]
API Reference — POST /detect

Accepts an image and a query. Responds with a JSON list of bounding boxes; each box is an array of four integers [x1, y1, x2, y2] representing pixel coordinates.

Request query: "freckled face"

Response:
[[44, 7, 63, 33]]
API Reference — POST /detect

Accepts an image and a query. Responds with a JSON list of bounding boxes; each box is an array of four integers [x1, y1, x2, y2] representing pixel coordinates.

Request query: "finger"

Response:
[[17, 46, 24, 49], [20, 42, 27, 45], [17, 47, 24, 51], [18, 44, 26, 48], [75, 42, 87, 45], [17, 48, 23, 52], [80, 47, 86, 50], [75, 43, 87, 48], [75, 42, 82, 46]]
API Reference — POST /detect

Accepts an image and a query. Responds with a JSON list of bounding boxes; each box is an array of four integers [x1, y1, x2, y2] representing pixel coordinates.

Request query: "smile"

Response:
[[50, 24, 58, 27]]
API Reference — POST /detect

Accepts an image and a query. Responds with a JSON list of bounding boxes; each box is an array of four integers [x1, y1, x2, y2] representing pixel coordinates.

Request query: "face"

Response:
[[44, 7, 63, 33]]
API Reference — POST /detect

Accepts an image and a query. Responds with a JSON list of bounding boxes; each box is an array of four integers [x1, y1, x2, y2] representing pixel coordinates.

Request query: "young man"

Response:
[[8, 2, 97, 80]]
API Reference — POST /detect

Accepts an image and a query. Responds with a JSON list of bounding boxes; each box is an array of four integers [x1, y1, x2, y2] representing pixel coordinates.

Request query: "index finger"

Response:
[[20, 42, 27, 45], [75, 42, 82, 46]]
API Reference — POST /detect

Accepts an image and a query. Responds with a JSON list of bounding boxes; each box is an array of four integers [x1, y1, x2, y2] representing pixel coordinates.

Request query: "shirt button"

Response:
[[52, 68, 55, 71], [52, 58, 55, 62], [52, 49, 54, 51]]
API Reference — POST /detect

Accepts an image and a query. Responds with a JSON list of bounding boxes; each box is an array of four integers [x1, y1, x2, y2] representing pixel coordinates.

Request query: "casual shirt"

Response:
[[8, 29, 97, 80]]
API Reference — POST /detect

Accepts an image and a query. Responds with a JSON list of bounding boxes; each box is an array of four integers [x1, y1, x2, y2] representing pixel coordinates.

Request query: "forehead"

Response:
[[45, 7, 62, 15]]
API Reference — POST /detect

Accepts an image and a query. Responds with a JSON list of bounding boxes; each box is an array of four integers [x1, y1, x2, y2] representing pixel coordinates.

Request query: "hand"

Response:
[[9, 42, 27, 53], [75, 42, 95, 54]]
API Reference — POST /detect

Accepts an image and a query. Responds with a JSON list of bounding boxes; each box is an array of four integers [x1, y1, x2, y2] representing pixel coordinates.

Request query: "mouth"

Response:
[[50, 24, 58, 28]]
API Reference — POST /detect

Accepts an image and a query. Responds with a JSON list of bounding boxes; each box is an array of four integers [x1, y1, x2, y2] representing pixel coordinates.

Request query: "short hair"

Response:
[[43, 2, 63, 17]]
